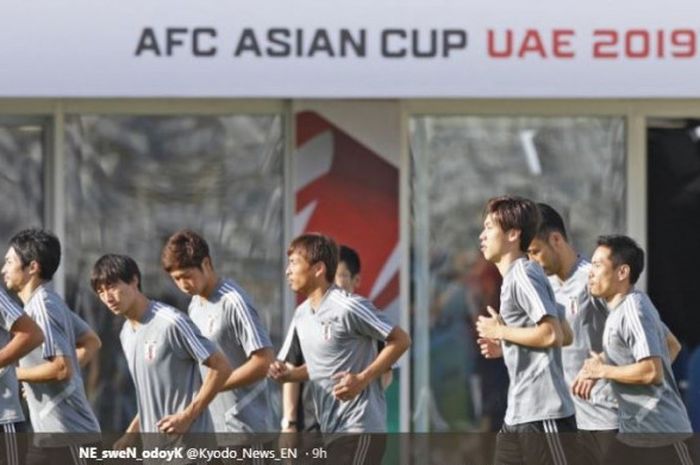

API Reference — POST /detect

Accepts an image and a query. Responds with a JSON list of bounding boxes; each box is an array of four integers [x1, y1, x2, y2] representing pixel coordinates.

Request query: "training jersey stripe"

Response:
[[0, 291, 23, 323], [514, 261, 547, 322], [220, 283, 265, 350], [153, 303, 211, 361], [329, 293, 393, 336], [33, 293, 56, 359], [624, 298, 651, 360]]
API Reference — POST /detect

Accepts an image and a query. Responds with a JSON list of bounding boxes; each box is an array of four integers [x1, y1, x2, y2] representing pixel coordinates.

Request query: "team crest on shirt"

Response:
[[207, 314, 217, 336], [569, 297, 578, 316], [322, 321, 333, 341], [144, 340, 158, 362]]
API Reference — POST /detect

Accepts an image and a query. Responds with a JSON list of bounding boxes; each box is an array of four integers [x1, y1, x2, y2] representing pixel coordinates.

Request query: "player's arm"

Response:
[[579, 351, 662, 385], [222, 347, 274, 390], [664, 327, 681, 363], [560, 317, 573, 347], [269, 323, 309, 383], [282, 382, 301, 432], [16, 355, 72, 383], [75, 328, 102, 368], [0, 314, 44, 368], [157, 350, 232, 434], [477, 307, 563, 349], [332, 326, 411, 401]]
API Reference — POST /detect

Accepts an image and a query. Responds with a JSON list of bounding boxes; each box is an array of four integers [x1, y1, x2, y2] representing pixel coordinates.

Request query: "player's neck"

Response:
[[308, 281, 332, 311], [495, 250, 525, 276], [125, 293, 151, 326], [200, 273, 220, 301], [606, 285, 633, 309], [18, 277, 46, 304], [555, 246, 579, 281]]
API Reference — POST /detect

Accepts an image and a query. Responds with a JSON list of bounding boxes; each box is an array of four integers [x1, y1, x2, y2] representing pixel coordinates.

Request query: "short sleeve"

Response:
[[513, 262, 559, 324], [0, 290, 24, 331], [340, 295, 394, 341], [620, 301, 664, 362], [224, 293, 272, 357], [167, 313, 217, 364]]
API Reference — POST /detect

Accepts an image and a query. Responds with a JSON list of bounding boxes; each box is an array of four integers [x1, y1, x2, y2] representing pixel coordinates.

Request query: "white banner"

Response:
[[2, 0, 700, 97]]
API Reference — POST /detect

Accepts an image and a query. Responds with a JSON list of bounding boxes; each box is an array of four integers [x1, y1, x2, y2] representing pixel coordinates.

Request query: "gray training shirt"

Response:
[[120, 301, 217, 435], [0, 289, 26, 425], [603, 290, 692, 446], [550, 257, 618, 430], [20, 285, 101, 446], [189, 278, 273, 441], [500, 258, 575, 426], [279, 285, 394, 434]]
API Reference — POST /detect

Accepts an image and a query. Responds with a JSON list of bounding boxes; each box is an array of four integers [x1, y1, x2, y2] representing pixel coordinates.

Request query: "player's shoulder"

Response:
[[218, 278, 252, 308], [152, 301, 190, 327], [327, 287, 375, 315]]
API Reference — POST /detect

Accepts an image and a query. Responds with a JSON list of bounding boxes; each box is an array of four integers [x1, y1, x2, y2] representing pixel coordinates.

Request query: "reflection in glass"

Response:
[[410, 116, 626, 432], [63, 115, 284, 431]]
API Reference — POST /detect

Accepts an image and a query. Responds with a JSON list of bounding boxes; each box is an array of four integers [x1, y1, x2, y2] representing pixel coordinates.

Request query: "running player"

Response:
[[475, 196, 576, 465], [91, 254, 232, 463], [2, 229, 101, 465], [269, 233, 410, 464], [577, 235, 694, 465], [161, 230, 274, 448], [0, 287, 44, 465], [526, 203, 618, 464]]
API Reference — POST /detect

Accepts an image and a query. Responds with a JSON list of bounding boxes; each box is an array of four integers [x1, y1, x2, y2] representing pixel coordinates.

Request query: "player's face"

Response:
[[527, 237, 559, 276], [479, 214, 508, 262], [96, 279, 138, 317], [335, 262, 359, 293], [588, 246, 617, 300], [1, 247, 30, 293], [285, 251, 316, 294], [169, 266, 208, 296]]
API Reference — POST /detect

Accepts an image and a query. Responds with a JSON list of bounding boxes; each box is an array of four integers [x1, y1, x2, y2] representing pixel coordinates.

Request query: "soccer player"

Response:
[[1, 229, 101, 465], [91, 253, 231, 457], [161, 230, 275, 445], [281, 245, 394, 435], [269, 233, 410, 464], [576, 235, 694, 465], [474, 196, 576, 465], [0, 287, 44, 465], [526, 204, 618, 464]]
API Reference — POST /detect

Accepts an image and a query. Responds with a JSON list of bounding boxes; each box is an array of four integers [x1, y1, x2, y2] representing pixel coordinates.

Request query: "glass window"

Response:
[[0, 118, 46, 244], [410, 115, 626, 432], [63, 114, 285, 430]]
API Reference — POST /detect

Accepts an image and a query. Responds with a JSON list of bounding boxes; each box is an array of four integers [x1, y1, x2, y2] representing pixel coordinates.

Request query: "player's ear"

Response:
[[616, 264, 631, 282]]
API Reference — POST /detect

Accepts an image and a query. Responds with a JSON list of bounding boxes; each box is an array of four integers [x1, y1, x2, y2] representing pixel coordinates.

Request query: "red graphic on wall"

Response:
[[295, 111, 399, 309]]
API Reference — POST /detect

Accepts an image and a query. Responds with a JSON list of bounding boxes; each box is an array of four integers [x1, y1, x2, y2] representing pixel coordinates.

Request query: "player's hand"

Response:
[[156, 411, 193, 434], [571, 375, 597, 400], [268, 360, 292, 383], [476, 306, 504, 340], [580, 351, 607, 380], [331, 371, 368, 402], [477, 338, 503, 359]]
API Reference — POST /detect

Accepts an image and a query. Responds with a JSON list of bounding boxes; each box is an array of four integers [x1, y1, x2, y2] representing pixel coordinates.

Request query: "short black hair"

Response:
[[287, 233, 339, 283], [9, 229, 61, 281], [535, 203, 568, 241], [339, 245, 361, 277], [485, 195, 541, 252], [596, 235, 645, 285], [91, 254, 142, 292]]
